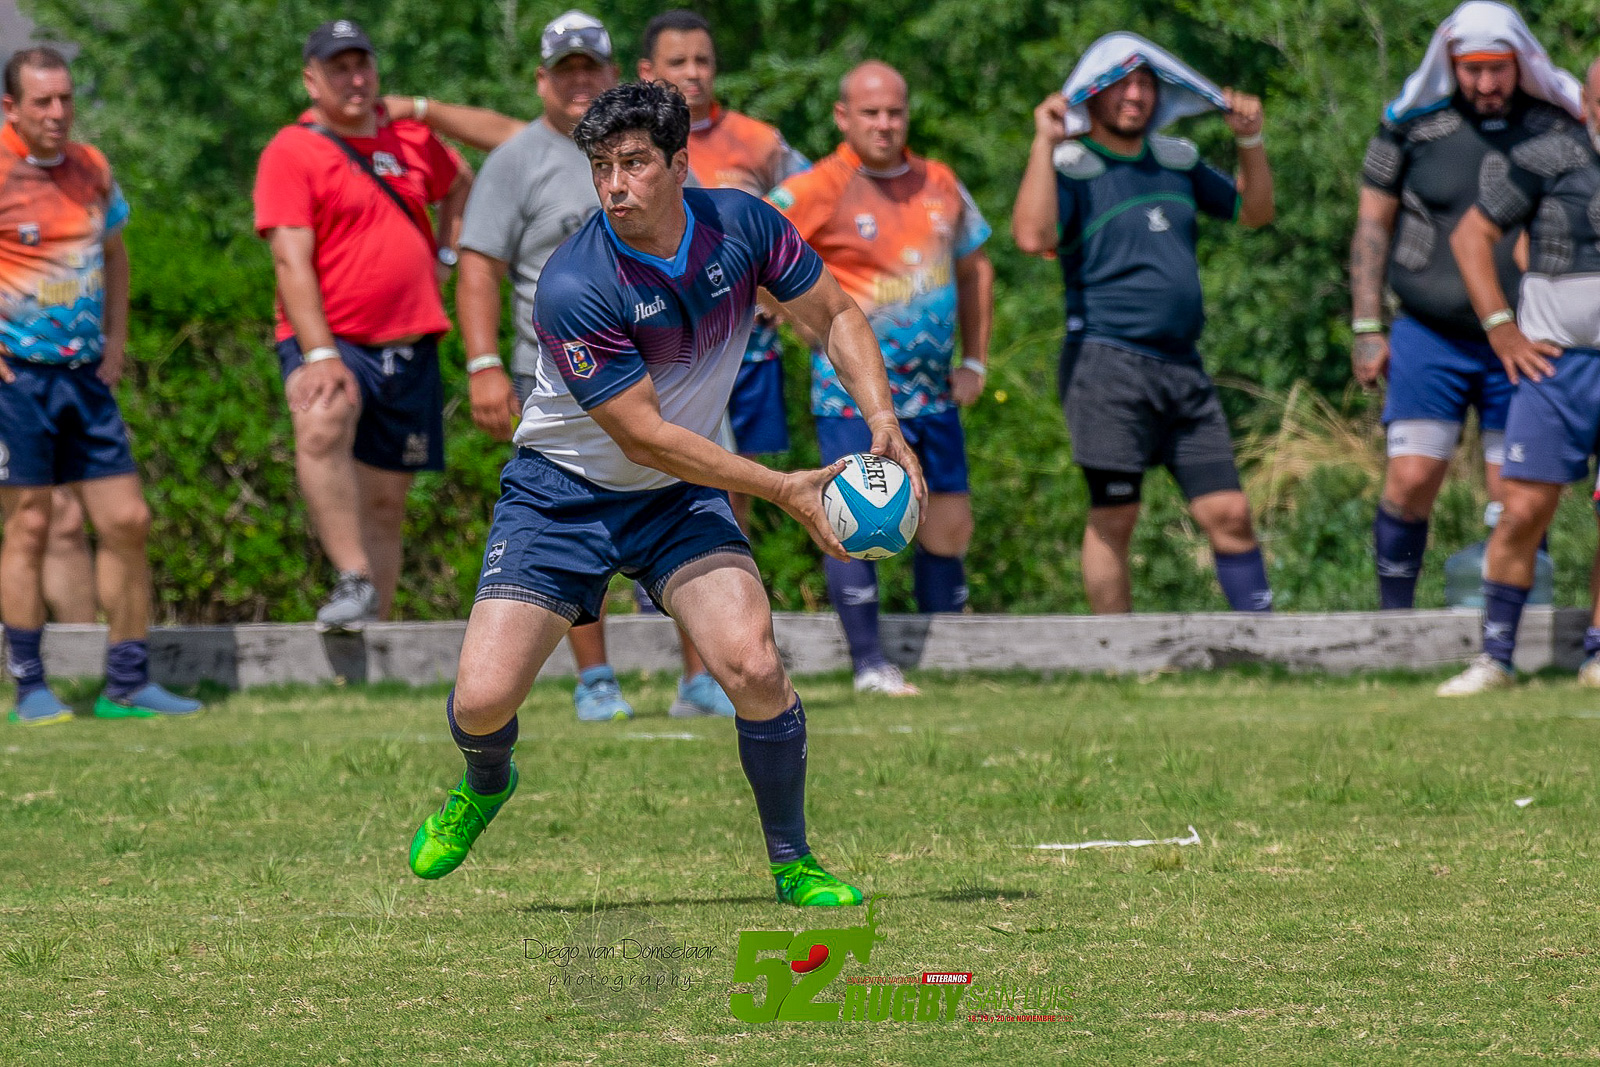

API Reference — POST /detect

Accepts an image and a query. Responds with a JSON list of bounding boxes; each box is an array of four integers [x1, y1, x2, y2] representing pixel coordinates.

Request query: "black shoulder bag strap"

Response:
[[303, 122, 433, 245]]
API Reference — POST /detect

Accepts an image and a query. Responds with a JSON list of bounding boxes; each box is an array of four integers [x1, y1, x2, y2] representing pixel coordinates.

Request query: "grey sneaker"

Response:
[[316, 571, 378, 633]]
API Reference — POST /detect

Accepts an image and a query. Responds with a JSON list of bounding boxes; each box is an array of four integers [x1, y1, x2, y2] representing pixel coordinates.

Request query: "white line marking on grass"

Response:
[[623, 732, 699, 741], [1027, 826, 1202, 851]]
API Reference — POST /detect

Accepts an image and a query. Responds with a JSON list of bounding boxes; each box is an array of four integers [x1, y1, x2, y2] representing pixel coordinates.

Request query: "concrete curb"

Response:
[[25, 608, 1590, 690]]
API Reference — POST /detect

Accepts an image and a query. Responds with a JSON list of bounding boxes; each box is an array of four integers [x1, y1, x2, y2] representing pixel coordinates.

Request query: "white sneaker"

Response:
[[853, 663, 921, 697], [1579, 655, 1600, 688], [1436, 654, 1515, 697]]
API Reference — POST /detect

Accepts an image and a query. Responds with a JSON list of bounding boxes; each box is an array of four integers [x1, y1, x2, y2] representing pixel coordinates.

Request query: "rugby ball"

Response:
[[823, 453, 919, 560]]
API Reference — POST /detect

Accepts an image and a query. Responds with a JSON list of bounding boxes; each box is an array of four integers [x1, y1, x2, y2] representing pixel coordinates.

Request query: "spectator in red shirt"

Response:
[[253, 20, 471, 631]]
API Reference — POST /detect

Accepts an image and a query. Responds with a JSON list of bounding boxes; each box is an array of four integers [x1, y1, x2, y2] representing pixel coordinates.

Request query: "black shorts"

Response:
[[1060, 338, 1241, 506]]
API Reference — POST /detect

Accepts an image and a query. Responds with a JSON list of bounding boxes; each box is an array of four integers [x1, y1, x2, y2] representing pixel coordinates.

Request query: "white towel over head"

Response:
[[1060, 32, 1228, 138]]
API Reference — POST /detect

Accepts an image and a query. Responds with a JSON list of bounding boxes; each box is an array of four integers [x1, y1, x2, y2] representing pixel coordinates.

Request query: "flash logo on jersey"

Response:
[[372, 151, 405, 178], [563, 341, 597, 378], [855, 214, 877, 240], [1146, 207, 1170, 233], [18, 223, 40, 246]]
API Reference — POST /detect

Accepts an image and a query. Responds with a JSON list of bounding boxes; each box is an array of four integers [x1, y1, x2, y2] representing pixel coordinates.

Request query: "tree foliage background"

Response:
[[18, 0, 1600, 621]]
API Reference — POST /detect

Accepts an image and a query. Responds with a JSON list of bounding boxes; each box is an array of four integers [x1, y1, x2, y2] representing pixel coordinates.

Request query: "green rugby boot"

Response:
[[773, 854, 864, 907], [409, 765, 518, 880]]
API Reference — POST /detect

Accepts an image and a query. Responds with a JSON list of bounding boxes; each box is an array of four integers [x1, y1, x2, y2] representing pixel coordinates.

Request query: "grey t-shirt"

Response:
[[458, 119, 599, 376]]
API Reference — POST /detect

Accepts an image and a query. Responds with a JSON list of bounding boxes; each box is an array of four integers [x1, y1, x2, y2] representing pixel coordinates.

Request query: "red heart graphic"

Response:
[[791, 944, 829, 974]]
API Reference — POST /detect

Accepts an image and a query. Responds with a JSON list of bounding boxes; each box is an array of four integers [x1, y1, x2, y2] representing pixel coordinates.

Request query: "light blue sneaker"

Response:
[[8, 687, 74, 726], [573, 666, 633, 722], [94, 683, 203, 719], [669, 672, 736, 717]]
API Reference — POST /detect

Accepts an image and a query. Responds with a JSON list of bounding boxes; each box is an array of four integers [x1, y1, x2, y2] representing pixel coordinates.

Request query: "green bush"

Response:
[[20, 0, 1600, 620]]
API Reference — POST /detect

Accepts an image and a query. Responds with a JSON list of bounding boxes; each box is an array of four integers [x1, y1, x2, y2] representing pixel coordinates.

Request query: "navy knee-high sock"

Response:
[[447, 690, 517, 795], [1215, 547, 1274, 612], [736, 695, 809, 864], [912, 546, 968, 613], [1483, 580, 1530, 668], [1373, 503, 1429, 610], [104, 639, 149, 699], [4, 626, 46, 699], [823, 556, 885, 670]]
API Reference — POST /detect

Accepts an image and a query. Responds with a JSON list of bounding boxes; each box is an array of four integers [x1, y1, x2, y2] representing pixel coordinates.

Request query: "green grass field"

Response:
[[3, 668, 1599, 1064]]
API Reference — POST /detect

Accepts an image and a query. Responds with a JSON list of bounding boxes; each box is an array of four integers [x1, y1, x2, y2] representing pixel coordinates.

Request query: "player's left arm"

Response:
[[951, 248, 994, 407], [588, 380, 853, 561], [780, 270, 927, 506], [99, 232, 130, 387], [1222, 88, 1274, 228]]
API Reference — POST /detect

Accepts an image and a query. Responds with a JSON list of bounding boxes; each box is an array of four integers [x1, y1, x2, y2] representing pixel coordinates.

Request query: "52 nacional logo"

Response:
[[730, 898, 969, 1023]]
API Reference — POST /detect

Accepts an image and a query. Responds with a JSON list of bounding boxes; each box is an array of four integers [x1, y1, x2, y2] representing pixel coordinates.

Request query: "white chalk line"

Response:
[[1026, 825, 1202, 851]]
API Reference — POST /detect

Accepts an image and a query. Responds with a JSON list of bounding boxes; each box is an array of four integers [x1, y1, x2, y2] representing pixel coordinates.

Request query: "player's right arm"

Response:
[[266, 226, 360, 411], [457, 249, 520, 440], [1012, 92, 1068, 256], [1350, 187, 1400, 387], [384, 96, 526, 152], [1451, 206, 1558, 383]]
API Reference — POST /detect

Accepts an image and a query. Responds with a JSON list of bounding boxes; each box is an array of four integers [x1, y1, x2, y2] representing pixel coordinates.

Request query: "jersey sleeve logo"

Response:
[[563, 341, 598, 378], [768, 187, 795, 210], [18, 223, 39, 246], [855, 213, 878, 240]]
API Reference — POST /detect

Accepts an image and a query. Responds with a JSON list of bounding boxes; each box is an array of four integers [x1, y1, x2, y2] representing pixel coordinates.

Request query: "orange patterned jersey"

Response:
[[0, 124, 129, 364], [769, 144, 989, 418], [687, 105, 809, 197]]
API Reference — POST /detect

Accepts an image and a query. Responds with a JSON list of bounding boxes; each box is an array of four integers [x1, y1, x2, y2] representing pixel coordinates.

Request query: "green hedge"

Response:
[[23, 0, 1600, 620]]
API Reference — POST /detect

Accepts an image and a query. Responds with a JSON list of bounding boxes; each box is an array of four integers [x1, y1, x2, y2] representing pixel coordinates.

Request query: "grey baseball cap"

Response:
[[304, 19, 374, 61], [541, 10, 613, 67]]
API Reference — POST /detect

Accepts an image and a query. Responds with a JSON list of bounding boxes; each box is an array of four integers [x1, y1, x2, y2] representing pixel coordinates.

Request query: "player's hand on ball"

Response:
[[776, 459, 852, 561], [469, 366, 520, 441], [1351, 332, 1389, 389], [865, 415, 927, 513], [286, 357, 360, 412], [1487, 322, 1560, 384]]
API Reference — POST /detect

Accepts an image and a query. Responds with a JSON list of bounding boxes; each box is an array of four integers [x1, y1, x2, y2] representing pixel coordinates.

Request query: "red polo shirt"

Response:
[[253, 113, 460, 344]]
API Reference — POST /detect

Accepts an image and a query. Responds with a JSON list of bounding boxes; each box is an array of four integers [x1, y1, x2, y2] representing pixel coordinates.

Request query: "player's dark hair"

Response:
[[573, 81, 690, 162], [641, 9, 712, 63], [4, 46, 71, 100]]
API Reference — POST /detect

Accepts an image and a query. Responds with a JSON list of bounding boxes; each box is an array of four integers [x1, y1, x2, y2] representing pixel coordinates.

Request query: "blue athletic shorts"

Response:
[[475, 448, 750, 625], [816, 407, 968, 494], [729, 357, 789, 455], [0, 360, 138, 487], [277, 335, 444, 472], [1501, 347, 1600, 485], [1383, 316, 1512, 431]]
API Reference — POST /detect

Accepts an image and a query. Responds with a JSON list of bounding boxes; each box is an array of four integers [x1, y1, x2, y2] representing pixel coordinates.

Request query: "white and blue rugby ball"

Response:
[[823, 453, 919, 560]]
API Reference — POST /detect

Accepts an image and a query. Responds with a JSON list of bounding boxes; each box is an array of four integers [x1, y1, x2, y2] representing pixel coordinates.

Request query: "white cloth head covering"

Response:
[[1059, 32, 1229, 138], [1384, 1, 1581, 124]]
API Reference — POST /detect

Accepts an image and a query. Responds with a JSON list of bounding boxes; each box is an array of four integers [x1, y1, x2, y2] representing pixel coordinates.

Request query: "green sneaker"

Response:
[[408, 765, 518, 880], [773, 854, 864, 907]]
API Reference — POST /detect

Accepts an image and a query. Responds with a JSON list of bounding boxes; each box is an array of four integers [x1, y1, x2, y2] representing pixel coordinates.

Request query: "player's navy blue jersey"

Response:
[[1054, 135, 1238, 362], [520, 187, 823, 490]]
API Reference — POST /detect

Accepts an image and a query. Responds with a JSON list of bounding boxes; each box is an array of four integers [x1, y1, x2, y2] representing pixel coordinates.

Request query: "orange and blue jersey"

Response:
[[688, 105, 808, 366], [769, 144, 989, 418], [0, 124, 129, 365]]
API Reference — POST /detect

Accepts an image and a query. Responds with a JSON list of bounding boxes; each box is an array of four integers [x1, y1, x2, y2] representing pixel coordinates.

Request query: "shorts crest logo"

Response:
[[563, 341, 598, 378], [855, 213, 878, 240], [486, 540, 507, 569], [18, 223, 40, 246]]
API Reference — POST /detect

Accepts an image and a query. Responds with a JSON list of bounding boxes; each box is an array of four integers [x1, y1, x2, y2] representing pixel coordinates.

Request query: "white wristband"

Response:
[[304, 346, 340, 365], [959, 360, 988, 378], [467, 354, 504, 375], [413, 96, 429, 122], [1235, 132, 1264, 149]]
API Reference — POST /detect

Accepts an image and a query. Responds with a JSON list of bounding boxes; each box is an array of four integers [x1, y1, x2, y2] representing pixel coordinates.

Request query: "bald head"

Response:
[[834, 60, 910, 170], [838, 60, 906, 107]]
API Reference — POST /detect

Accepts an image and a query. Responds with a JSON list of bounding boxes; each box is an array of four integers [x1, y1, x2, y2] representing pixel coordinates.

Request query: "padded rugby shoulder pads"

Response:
[[1053, 141, 1106, 180], [1149, 135, 1199, 171]]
